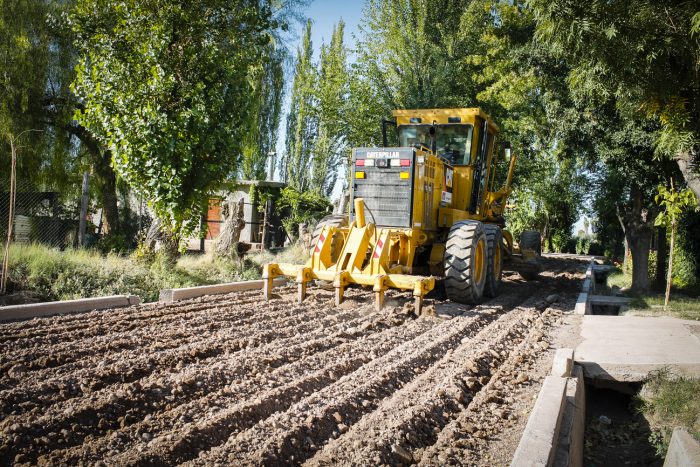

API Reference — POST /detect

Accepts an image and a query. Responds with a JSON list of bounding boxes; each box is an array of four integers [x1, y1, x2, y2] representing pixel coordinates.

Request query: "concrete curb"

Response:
[[159, 278, 287, 303], [552, 348, 574, 378], [554, 365, 585, 467], [0, 295, 141, 322], [664, 427, 700, 467], [510, 375, 569, 466]]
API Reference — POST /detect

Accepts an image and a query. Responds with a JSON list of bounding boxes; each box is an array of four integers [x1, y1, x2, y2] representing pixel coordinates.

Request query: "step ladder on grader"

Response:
[[263, 108, 542, 314]]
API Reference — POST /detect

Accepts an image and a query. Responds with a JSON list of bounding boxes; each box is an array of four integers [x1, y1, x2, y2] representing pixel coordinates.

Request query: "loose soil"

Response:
[[0, 257, 585, 466]]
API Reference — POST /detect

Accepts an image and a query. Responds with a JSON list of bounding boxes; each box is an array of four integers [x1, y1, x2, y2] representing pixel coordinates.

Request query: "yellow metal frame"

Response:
[[263, 198, 435, 314]]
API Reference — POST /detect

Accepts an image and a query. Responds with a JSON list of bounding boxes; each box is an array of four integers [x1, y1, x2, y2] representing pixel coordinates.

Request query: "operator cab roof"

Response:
[[392, 108, 500, 133]]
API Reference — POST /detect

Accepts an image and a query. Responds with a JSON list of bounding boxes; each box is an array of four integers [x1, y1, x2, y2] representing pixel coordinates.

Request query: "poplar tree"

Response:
[[241, 43, 285, 181], [281, 20, 317, 192], [310, 21, 349, 196]]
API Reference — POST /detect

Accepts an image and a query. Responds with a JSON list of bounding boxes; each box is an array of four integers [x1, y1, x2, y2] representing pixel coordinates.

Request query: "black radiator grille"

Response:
[[351, 148, 414, 228]]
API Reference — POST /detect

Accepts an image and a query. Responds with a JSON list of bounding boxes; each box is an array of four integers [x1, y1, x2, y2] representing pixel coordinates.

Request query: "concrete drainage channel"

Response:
[[575, 261, 630, 316], [512, 260, 700, 467]]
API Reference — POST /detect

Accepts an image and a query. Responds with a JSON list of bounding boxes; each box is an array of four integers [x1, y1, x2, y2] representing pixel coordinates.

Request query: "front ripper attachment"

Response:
[[262, 199, 435, 315]]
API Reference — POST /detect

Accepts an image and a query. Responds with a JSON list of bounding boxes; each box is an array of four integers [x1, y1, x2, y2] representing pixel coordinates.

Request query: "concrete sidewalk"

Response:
[[575, 315, 700, 382]]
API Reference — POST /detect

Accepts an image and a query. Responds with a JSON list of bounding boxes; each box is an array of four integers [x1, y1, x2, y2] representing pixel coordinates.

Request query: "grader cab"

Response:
[[263, 108, 541, 314]]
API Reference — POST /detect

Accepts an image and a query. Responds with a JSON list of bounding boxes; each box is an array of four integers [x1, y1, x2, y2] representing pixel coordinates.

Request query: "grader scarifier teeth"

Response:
[[262, 198, 435, 314]]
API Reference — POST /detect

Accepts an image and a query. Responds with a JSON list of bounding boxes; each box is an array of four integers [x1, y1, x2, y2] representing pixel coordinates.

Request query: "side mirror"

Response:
[[502, 141, 511, 161]]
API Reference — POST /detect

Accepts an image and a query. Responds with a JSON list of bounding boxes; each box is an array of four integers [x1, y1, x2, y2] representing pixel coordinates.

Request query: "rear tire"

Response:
[[444, 220, 487, 304], [519, 230, 542, 255], [519, 230, 542, 280], [484, 224, 503, 298]]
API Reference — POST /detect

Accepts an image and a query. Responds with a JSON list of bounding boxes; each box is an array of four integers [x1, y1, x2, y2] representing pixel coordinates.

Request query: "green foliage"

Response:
[[281, 20, 349, 196], [311, 21, 349, 196], [655, 186, 697, 228], [95, 233, 130, 255], [5, 243, 264, 303], [674, 211, 700, 288], [575, 235, 591, 255], [281, 20, 317, 192], [6, 243, 157, 301], [530, 0, 700, 199], [276, 186, 331, 239], [355, 0, 476, 111], [241, 42, 285, 181], [69, 0, 276, 237], [639, 371, 700, 457], [507, 157, 586, 250]]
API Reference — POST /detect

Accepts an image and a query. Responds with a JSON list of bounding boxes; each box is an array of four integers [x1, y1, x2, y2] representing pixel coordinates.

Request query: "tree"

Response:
[[70, 0, 277, 238], [655, 185, 697, 309], [355, 0, 476, 111], [240, 42, 285, 181], [530, 0, 700, 203], [280, 20, 317, 192], [310, 21, 349, 196]]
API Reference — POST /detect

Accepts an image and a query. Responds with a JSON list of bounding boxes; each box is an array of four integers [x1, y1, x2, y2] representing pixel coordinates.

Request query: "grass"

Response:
[[2, 242, 309, 303], [606, 269, 700, 320], [638, 370, 700, 456]]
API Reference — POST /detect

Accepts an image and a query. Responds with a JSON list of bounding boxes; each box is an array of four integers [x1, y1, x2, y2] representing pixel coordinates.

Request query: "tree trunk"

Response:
[[655, 226, 667, 291], [675, 148, 700, 204], [664, 220, 676, 310], [64, 122, 121, 236], [616, 184, 655, 293], [93, 151, 120, 235], [627, 231, 652, 292]]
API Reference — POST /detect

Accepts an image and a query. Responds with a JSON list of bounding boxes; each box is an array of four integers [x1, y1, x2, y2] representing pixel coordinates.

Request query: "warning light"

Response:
[[356, 159, 365, 166], [400, 172, 410, 179], [355, 171, 366, 179]]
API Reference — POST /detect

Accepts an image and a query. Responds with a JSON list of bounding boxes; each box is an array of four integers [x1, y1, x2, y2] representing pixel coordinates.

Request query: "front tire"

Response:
[[444, 220, 487, 304]]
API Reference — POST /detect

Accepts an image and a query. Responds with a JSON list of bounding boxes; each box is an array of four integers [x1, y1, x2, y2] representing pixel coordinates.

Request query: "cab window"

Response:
[[398, 124, 474, 165], [436, 124, 474, 165]]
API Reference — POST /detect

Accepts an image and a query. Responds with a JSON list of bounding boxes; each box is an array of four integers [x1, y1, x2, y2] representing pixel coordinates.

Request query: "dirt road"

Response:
[[0, 257, 584, 466]]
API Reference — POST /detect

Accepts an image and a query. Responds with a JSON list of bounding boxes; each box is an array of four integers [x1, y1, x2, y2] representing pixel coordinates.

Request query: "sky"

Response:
[[273, 1, 364, 200], [304, 0, 363, 50]]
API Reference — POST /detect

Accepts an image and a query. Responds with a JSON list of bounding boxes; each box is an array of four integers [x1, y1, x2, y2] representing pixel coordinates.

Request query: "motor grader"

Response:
[[263, 108, 541, 314]]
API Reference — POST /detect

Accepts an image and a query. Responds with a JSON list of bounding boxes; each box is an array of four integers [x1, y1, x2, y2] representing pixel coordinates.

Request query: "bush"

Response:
[[276, 187, 331, 240], [575, 235, 591, 255], [4, 243, 268, 303], [672, 211, 700, 289], [638, 370, 700, 457], [6, 243, 157, 301]]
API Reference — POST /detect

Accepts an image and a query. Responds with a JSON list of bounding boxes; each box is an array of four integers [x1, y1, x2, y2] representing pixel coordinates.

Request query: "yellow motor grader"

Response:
[[263, 108, 541, 313]]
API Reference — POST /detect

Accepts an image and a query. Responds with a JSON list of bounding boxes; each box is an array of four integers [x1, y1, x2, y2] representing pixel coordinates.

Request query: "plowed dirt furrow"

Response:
[[0, 296, 367, 415], [0, 257, 583, 466], [191, 305, 509, 465], [0, 290, 343, 385], [0, 291, 285, 353], [48, 310, 434, 465], [1, 301, 388, 461], [307, 303, 540, 466], [418, 309, 562, 466], [103, 317, 438, 464], [0, 290, 266, 341]]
